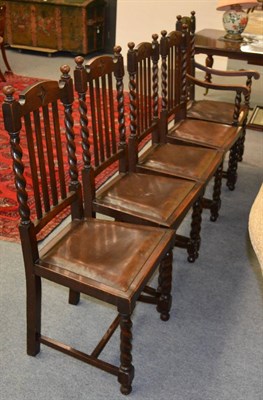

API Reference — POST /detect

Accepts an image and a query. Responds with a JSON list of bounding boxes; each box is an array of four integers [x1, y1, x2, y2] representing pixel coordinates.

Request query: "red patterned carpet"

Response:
[[0, 73, 123, 242]]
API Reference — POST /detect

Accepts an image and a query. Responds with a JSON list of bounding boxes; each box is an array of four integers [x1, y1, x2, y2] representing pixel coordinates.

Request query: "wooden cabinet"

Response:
[[4, 0, 106, 54]]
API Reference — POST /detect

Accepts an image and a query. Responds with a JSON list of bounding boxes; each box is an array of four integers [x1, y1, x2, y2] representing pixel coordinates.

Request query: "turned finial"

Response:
[[60, 64, 70, 76], [3, 85, 15, 100], [74, 56, 85, 69], [127, 42, 135, 51], [114, 45, 122, 55]]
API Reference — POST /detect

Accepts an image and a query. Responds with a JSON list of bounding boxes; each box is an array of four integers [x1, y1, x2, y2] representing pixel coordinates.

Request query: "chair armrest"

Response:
[[186, 73, 250, 96], [194, 61, 260, 80]]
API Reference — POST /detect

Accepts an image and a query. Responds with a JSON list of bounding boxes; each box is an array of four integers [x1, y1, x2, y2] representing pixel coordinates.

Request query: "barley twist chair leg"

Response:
[[210, 162, 223, 222], [187, 197, 203, 263], [156, 250, 173, 321], [226, 140, 240, 191], [118, 314, 134, 395], [237, 125, 246, 162]]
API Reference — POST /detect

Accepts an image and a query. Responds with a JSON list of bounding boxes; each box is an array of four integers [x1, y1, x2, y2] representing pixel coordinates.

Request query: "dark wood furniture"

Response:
[[126, 38, 223, 223], [2, 69, 176, 395], [74, 50, 205, 263], [161, 24, 254, 194], [176, 13, 261, 155], [162, 26, 246, 192], [194, 28, 263, 68], [193, 25, 262, 131], [4, 0, 106, 54], [0, 4, 12, 80]]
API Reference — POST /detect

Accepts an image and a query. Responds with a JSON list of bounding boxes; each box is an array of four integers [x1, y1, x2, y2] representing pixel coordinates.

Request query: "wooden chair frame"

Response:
[[126, 35, 224, 223], [176, 12, 260, 187], [2, 67, 175, 395], [74, 49, 205, 263]]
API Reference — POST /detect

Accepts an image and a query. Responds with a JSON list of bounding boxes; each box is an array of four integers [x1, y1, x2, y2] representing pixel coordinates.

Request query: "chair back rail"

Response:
[[74, 49, 127, 177], [2, 67, 83, 245], [74, 48, 128, 217], [176, 11, 196, 100], [127, 35, 160, 169], [159, 28, 190, 130]]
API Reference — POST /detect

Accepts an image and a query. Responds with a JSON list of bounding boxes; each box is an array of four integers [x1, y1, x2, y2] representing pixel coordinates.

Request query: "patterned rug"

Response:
[[0, 73, 124, 242]]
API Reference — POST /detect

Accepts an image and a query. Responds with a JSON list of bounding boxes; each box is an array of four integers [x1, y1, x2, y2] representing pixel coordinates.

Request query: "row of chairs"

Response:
[[2, 17, 259, 395]]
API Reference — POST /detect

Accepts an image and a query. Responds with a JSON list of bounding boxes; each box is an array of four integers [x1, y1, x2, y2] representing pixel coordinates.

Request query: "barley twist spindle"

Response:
[[114, 46, 126, 146], [151, 33, 159, 120], [233, 91, 242, 126], [3, 85, 30, 223], [181, 25, 188, 102], [127, 42, 137, 140], [74, 56, 91, 170], [60, 65, 78, 185], [160, 30, 168, 112]]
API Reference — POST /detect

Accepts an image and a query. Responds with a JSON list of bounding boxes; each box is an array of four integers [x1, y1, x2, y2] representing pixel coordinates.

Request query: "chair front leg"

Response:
[[188, 196, 203, 263], [210, 162, 223, 222], [157, 249, 173, 321], [68, 289, 80, 305], [26, 274, 41, 356], [226, 139, 240, 191], [237, 123, 246, 162], [118, 314, 134, 395]]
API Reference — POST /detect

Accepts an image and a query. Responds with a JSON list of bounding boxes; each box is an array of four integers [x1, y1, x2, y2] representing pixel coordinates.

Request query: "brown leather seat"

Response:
[[96, 172, 201, 226], [169, 118, 242, 150], [187, 99, 248, 126], [138, 142, 221, 182], [74, 51, 205, 263], [40, 218, 173, 296], [2, 71, 175, 395]]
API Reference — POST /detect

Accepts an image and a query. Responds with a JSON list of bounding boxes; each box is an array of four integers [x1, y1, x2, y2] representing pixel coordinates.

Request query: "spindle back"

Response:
[[2, 66, 83, 249], [126, 35, 160, 168], [74, 48, 127, 177]]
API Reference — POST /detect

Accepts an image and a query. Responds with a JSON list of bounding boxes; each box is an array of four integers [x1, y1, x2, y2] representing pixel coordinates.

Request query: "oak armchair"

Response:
[[161, 27, 244, 194], [176, 12, 260, 178]]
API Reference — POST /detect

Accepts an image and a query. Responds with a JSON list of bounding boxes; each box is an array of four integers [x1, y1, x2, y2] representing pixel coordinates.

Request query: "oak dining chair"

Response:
[[74, 49, 205, 263], [2, 67, 175, 395]]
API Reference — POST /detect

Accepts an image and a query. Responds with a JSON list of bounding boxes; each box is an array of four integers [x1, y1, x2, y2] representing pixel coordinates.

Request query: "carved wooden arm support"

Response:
[[186, 73, 250, 96], [194, 61, 260, 80]]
